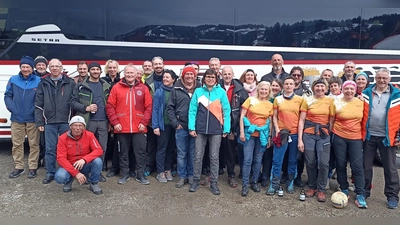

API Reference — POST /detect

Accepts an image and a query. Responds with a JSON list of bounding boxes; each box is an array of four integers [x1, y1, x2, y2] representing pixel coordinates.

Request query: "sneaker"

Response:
[[251, 183, 260, 192], [317, 192, 326, 202], [266, 186, 276, 195], [348, 184, 355, 192], [63, 179, 74, 192], [99, 174, 106, 182], [144, 171, 151, 177], [387, 199, 398, 209], [27, 169, 37, 179], [355, 195, 368, 208], [189, 180, 200, 192], [210, 183, 220, 195], [175, 177, 187, 188], [89, 182, 102, 195], [42, 174, 54, 184], [305, 189, 317, 197], [165, 170, 173, 181], [9, 169, 24, 178], [106, 171, 116, 178], [228, 177, 238, 188], [117, 174, 130, 184], [136, 176, 150, 185], [342, 189, 350, 199], [157, 172, 167, 183], [188, 177, 194, 185], [287, 182, 295, 194], [241, 185, 249, 197]]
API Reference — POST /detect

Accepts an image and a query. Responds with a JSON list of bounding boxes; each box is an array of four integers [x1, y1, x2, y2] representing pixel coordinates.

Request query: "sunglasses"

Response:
[[291, 74, 302, 77]]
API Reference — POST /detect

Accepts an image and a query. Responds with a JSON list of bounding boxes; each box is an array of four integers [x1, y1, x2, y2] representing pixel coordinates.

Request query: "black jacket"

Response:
[[219, 79, 249, 133], [261, 68, 290, 83], [294, 82, 312, 97], [166, 79, 201, 131], [34, 74, 76, 127], [101, 73, 121, 90]]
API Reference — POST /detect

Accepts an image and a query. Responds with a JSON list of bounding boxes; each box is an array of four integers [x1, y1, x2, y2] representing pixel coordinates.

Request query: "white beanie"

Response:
[[69, 116, 86, 126]]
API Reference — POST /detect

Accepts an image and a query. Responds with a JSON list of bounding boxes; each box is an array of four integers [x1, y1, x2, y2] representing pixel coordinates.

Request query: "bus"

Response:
[[0, 2, 400, 139]]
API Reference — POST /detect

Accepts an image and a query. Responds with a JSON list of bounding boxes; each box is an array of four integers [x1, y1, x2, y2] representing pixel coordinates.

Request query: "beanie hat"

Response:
[[34, 56, 48, 67], [355, 71, 369, 81], [88, 62, 102, 71], [342, 80, 356, 90], [69, 115, 86, 126], [181, 66, 196, 79], [20, 55, 35, 70]]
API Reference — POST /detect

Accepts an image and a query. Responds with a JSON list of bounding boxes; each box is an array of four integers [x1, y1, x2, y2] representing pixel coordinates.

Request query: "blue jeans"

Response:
[[176, 129, 195, 179], [271, 134, 298, 189], [45, 123, 69, 176], [242, 136, 264, 186], [55, 157, 103, 184]]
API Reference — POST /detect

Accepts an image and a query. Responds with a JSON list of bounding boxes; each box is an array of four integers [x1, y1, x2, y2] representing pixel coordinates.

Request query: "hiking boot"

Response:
[[63, 179, 74, 192], [387, 199, 398, 209], [165, 170, 173, 181], [294, 177, 304, 187], [317, 192, 326, 202], [99, 174, 106, 182], [27, 169, 37, 179], [188, 177, 194, 185], [106, 171, 116, 178], [89, 182, 102, 195], [136, 176, 150, 185], [117, 174, 130, 184], [266, 186, 276, 196], [228, 177, 238, 188], [189, 180, 200, 192], [157, 172, 167, 183], [175, 177, 187, 188], [9, 169, 24, 178], [241, 185, 249, 197], [305, 189, 317, 197], [42, 174, 54, 184], [210, 183, 220, 195], [355, 195, 368, 208], [251, 183, 260, 192]]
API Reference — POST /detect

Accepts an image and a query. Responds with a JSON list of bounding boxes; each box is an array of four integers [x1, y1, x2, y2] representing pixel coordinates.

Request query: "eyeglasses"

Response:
[[291, 74, 302, 77], [50, 65, 62, 68], [205, 75, 216, 79]]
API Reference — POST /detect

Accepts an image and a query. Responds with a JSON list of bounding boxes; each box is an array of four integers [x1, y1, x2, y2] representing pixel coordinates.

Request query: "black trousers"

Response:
[[364, 136, 399, 201], [117, 133, 146, 177], [145, 126, 157, 173], [108, 133, 136, 173], [261, 145, 273, 181], [220, 136, 236, 177], [38, 131, 45, 160]]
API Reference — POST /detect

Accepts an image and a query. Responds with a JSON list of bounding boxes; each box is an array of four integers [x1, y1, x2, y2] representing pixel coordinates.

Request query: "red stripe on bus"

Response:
[[0, 131, 11, 135], [1, 59, 400, 65]]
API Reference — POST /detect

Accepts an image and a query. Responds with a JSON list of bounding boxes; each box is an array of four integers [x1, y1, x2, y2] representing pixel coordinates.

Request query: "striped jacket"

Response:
[[361, 84, 400, 147]]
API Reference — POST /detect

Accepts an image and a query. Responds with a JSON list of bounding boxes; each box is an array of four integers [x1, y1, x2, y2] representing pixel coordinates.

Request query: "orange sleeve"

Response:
[[242, 97, 251, 109], [273, 97, 278, 109], [300, 99, 308, 112], [329, 98, 335, 116]]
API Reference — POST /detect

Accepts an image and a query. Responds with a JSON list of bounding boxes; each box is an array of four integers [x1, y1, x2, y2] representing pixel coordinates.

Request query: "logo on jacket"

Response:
[[136, 90, 143, 96]]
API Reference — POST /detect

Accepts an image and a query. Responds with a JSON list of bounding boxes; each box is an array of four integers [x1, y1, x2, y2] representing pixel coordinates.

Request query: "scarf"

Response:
[[243, 82, 256, 93]]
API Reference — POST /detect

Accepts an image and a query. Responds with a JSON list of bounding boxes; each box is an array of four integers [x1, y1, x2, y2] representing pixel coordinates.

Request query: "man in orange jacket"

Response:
[[54, 116, 103, 195], [106, 64, 152, 185]]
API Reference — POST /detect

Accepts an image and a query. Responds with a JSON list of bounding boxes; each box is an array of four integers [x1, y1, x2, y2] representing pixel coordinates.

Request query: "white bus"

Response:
[[0, 2, 400, 139]]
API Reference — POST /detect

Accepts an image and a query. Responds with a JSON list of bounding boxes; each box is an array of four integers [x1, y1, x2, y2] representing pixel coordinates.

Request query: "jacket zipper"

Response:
[[206, 90, 210, 134], [130, 87, 133, 133]]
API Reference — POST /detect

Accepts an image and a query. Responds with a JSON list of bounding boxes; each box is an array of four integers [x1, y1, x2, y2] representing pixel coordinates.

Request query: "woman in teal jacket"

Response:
[[188, 69, 231, 195]]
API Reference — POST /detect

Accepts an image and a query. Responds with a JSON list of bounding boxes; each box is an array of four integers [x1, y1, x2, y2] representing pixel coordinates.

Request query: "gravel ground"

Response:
[[0, 141, 399, 217]]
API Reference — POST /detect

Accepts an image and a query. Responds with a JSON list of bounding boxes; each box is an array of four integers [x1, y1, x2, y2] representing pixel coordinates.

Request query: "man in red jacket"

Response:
[[54, 116, 103, 195], [106, 64, 152, 185]]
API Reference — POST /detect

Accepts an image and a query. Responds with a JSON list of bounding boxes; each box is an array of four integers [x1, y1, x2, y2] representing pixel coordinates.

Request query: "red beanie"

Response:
[[181, 66, 196, 79]]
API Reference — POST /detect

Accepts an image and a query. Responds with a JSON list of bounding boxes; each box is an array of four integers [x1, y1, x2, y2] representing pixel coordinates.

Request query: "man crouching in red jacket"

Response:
[[55, 115, 103, 195]]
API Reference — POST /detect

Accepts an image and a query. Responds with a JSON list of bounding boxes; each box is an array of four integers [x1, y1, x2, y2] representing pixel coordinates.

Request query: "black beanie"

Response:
[[34, 56, 48, 67], [88, 62, 101, 71]]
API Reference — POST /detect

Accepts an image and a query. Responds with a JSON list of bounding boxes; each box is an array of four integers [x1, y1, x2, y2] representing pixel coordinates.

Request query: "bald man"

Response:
[[261, 54, 290, 83]]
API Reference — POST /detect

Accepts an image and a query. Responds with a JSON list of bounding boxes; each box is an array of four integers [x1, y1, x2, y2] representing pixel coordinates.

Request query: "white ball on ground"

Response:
[[331, 191, 348, 209]]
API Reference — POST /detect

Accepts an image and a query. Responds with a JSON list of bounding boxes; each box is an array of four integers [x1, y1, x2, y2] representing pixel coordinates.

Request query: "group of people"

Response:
[[4, 53, 400, 210]]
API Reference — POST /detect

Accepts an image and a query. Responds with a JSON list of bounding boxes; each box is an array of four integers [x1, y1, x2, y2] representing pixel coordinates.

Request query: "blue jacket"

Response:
[[238, 117, 271, 149], [4, 73, 41, 123], [152, 84, 173, 131], [189, 84, 231, 135]]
